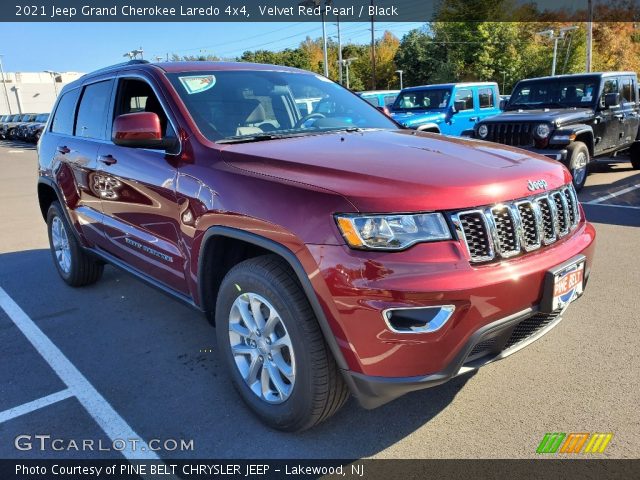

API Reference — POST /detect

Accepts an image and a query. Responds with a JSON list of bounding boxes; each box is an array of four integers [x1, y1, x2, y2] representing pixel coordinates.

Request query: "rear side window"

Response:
[[478, 87, 495, 108], [455, 89, 474, 110], [383, 94, 397, 106], [51, 89, 80, 135], [75, 80, 114, 140], [620, 77, 635, 103]]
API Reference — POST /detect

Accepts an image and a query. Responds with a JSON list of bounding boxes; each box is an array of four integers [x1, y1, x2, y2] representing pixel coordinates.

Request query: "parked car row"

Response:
[[357, 71, 640, 191], [0, 112, 49, 142]]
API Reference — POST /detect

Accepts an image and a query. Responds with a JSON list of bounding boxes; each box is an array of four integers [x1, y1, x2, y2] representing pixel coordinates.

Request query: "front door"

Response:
[[447, 87, 476, 136], [97, 75, 189, 295]]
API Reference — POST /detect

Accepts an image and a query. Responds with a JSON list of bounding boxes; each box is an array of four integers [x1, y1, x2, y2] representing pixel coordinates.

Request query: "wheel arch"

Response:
[[197, 226, 349, 371]]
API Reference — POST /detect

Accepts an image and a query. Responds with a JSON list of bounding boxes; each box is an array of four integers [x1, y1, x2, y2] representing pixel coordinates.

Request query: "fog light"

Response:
[[383, 305, 455, 334]]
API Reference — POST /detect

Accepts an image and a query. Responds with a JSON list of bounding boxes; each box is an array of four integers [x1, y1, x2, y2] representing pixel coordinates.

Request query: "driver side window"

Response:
[[115, 78, 175, 139]]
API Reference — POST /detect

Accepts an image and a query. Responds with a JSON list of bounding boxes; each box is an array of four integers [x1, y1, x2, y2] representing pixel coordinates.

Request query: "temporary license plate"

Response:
[[551, 260, 585, 311]]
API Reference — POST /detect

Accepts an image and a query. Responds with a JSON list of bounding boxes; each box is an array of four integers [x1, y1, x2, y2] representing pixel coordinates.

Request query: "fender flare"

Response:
[[415, 123, 441, 133], [37, 176, 85, 245], [197, 226, 350, 371]]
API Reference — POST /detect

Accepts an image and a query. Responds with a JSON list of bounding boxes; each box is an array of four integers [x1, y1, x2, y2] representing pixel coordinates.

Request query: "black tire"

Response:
[[630, 142, 640, 170], [215, 254, 349, 432], [47, 201, 103, 287], [566, 141, 590, 192]]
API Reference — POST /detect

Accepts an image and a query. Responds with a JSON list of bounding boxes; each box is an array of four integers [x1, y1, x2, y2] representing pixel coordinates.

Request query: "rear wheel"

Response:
[[566, 141, 589, 192], [47, 201, 103, 287], [630, 142, 640, 170], [215, 255, 349, 431]]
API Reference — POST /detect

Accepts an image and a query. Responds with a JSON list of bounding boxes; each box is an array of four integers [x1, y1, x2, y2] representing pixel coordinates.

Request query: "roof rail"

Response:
[[79, 59, 150, 79]]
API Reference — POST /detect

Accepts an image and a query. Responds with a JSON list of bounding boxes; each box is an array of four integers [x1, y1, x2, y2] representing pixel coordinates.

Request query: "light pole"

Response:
[[342, 57, 356, 89], [395, 69, 404, 90], [586, 0, 593, 72], [0, 54, 11, 114], [44, 70, 60, 97], [336, 15, 343, 84], [299, 0, 331, 78], [536, 26, 577, 76]]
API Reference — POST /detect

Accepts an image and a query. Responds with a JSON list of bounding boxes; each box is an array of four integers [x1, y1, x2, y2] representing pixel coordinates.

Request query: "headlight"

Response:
[[335, 213, 451, 250], [534, 123, 551, 139], [477, 124, 488, 138]]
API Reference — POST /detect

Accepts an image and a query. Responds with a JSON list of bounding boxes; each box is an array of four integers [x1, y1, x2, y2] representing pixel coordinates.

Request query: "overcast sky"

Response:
[[0, 21, 424, 73]]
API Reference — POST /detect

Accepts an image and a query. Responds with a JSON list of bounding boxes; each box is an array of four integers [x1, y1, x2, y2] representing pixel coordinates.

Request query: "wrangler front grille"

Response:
[[485, 122, 535, 147], [452, 185, 580, 263]]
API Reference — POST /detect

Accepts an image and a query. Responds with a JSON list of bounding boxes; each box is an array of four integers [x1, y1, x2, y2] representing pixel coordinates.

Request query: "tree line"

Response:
[[172, 22, 640, 94]]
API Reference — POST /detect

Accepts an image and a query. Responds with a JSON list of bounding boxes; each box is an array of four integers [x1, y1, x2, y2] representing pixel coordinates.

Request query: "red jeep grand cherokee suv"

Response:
[[37, 60, 595, 431]]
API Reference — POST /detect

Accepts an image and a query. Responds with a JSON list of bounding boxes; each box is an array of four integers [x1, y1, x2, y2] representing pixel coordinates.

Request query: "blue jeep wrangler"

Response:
[[390, 82, 502, 136]]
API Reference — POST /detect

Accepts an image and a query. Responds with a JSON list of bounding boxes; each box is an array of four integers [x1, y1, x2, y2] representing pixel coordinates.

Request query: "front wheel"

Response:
[[47, 201, 103, 287], [566, 141, 590, 192], [630, 142, 640, 170], [215, 255, 349, 432]]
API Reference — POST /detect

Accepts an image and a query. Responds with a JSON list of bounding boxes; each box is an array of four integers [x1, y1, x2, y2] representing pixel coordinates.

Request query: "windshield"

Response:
[[167, 71, 397, 142], [508, 77, 600, 110], [35, 113, 49, 122], [391, 88, 452, 112]]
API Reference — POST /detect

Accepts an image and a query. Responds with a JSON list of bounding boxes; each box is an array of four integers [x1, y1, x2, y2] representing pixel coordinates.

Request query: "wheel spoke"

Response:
[[272, 353, 294, 381], [249, 295, 266, 331], [271, 333, 292, 350], [237, 299, 258, 333], [246, 354, 262, 385], [232, 344, 254, 356], [263, 310, 280, 337], [260, 363, 272, 397], [229, 322, 251, 339], [266, 362, 288, 398]]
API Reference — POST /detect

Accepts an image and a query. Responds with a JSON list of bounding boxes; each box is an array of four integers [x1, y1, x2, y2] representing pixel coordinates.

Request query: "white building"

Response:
[[0, 72, 84, 115]]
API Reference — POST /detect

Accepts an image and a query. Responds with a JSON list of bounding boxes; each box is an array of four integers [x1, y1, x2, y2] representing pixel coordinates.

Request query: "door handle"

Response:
[[613, 114, 624, 120], [98, 154, 117, 166], [57, 146, 70, 155], [469, 117, 478, 121]]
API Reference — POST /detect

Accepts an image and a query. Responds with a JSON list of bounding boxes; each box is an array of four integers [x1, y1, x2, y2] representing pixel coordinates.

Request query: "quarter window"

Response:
[[455, 89, 474, 110], [51, 88, 80, 135], [478, 88, 495, 108], [75, 80, 114, 140]]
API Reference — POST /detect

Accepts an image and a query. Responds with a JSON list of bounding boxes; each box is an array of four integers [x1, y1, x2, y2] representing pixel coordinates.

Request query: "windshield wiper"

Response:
[[217, 133, 291, 144]]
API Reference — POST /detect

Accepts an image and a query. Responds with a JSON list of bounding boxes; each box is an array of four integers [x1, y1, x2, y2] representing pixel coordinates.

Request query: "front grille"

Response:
[[453, 185, 580, 263], [486, 123, 534, 147]]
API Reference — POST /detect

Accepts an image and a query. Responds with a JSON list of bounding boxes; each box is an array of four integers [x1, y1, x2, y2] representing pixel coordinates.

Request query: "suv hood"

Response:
[[483, 107, 594, 126], [390, 110, 446, 127], [220, 129, 570, 212]]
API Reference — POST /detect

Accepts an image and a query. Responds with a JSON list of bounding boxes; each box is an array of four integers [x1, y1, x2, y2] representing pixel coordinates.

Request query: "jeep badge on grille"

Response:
[[528, 179, 548, 192]]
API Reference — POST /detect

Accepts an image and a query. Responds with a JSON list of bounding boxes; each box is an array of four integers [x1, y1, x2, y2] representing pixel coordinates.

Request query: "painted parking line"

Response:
[[584, 184, 640, 205], [7, 150, 25, 154], [0, 286, 159, 461], [583, 203, 640, 210], [0, 389, 73, 424]]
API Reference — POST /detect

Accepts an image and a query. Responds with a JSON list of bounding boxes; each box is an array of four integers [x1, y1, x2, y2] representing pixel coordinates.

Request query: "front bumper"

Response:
[[510, 145, 568, 162], [306, 219, 595, 406]]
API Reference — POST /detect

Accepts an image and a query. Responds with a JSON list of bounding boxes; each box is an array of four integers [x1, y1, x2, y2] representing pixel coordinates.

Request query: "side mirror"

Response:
[[452, 100, 466, 113], [603, 92, 620, 109], [112, 112, 176, 150], [499, 99, 507, 110]]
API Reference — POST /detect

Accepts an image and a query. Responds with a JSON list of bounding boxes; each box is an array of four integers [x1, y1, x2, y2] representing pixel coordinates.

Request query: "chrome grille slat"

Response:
[[454, 185, 580, 263]]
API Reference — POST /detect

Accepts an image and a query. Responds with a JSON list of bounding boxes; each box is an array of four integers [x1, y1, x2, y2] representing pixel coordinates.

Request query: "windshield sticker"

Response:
[[179, 75, 216, 94]]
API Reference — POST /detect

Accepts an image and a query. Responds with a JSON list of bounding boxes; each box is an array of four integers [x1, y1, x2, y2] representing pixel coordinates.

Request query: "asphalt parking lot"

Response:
[[0, 140, 639, 460]]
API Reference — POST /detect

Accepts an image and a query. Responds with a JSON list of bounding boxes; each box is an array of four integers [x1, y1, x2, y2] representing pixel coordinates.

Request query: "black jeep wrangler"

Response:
[[472, 72, 640, 191]]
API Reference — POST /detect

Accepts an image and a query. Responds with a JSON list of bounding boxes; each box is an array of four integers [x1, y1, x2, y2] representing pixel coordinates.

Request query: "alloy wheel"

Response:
[[51, 216, 71, 274], [228, 292, 296, 404]]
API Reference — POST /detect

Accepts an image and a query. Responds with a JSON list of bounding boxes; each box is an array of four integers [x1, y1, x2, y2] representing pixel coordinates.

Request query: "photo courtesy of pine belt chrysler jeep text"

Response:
[[37, 60, 596, 432]]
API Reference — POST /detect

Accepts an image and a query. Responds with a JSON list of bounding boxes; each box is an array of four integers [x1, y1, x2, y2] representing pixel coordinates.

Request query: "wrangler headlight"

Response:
[[534, 123, 551, 139], [335, 213, 451, 250]]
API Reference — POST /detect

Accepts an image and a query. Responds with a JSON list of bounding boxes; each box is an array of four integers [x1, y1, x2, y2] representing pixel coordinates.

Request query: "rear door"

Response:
[[96, 74, 189, 295], [47, 81, 113, 247], [619, 75, 639, 145]]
